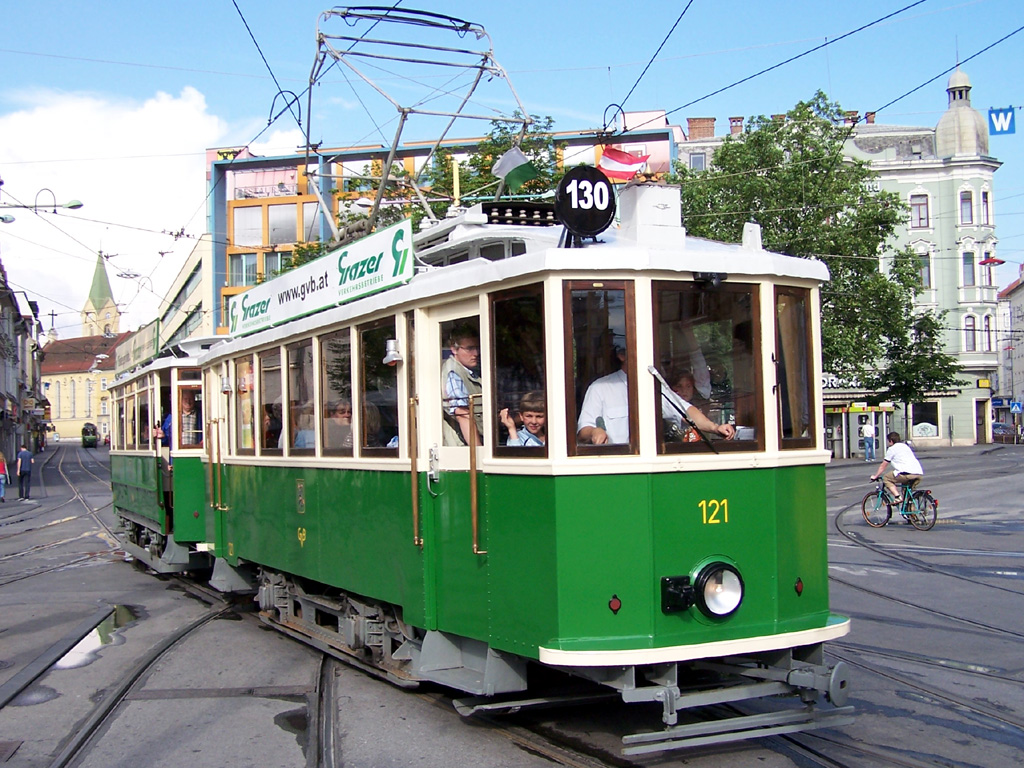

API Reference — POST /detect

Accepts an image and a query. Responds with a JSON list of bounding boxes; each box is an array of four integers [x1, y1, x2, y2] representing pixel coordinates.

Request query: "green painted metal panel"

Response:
[[482, 475, 559, 657], [221, 464, 427, 627], [110, 454, 166, 534], [171, 456, 208, 543]]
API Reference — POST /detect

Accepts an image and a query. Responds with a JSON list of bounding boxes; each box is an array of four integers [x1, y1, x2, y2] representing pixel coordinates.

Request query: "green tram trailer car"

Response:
[[196, 183, 850, 753], [81, 422, 99, 448], [109, 339, 218, 573]]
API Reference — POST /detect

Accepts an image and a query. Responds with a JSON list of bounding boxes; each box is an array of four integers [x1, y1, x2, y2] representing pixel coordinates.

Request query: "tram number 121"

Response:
[[699, 499, 729, 525]]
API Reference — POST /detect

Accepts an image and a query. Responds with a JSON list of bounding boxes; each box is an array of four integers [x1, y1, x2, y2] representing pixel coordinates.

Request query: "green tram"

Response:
[[109, 339, 215, 573], [81, 422, 99, 448], [112, 181, 851, 751], [192, 182, 851, 752]]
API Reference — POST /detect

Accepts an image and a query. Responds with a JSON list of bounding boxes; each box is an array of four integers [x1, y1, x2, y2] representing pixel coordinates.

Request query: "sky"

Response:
[[2, 0, 1022, 339]]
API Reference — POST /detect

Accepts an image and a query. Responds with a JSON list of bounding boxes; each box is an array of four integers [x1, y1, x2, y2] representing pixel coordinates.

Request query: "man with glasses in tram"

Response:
[[442, 325, 484, 446]]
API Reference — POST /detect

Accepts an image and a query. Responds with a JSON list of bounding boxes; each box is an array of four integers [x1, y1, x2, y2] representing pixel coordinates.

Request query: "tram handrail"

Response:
[[409, 396, 422, 547], [469, 394, 486, 555]]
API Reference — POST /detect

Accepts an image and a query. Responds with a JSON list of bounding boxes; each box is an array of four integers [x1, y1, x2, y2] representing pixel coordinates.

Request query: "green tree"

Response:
[[668, 91, 959, 392], [417, 114, 566, 221]]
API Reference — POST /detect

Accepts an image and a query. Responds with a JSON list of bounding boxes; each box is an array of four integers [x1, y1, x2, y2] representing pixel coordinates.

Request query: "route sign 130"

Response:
[[555, 166, 616, 238]]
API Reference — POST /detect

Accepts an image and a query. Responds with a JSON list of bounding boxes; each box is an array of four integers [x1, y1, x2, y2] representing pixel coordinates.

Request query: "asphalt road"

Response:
[[0, 443, 1021, 767]]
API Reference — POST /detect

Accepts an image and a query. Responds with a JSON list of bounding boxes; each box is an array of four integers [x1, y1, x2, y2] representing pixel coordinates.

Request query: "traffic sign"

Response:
[[1011, 401, 1023, 414]]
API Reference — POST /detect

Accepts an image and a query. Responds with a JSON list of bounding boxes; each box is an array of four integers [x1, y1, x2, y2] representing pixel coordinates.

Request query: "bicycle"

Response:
[[861, 479, 938, 531]]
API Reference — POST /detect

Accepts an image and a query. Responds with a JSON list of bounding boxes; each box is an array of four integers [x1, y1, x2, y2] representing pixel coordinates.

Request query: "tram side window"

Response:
[[492, 285, 546, 454], [139, 390, 152, 449], [115, 397, 124, 450], [235, 356, 256, 454], [775, 288, 815, 448], [287, 340, 315, 454], [126, 395, 137, 450], [320, 329, 353, 456], [440, 316, 483, 447], [260, 349, 283, 455], [652, 282, 761, 453], [360, 320, 399, 455], [567, 281, 637, 456]]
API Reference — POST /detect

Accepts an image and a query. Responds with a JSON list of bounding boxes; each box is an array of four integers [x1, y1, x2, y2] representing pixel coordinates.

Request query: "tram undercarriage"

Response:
[[115, 510, 210, 574], [254, 568, 852, 754]]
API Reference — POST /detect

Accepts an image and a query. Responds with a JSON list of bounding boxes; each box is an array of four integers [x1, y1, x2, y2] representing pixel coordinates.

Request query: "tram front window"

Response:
[[567, 281, 637, 455], [492, 286, 546, 454], [653, 282, 761, 453]]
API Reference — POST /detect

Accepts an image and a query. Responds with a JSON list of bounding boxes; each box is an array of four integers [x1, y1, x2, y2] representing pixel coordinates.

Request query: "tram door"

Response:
[[424, 306, 490, 637]]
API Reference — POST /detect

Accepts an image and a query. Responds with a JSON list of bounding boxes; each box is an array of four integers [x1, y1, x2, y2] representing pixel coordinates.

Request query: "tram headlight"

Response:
[[695, 563, 743, 617]]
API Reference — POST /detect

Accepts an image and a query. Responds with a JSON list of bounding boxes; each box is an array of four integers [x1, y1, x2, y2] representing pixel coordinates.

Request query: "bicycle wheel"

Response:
[[909, 492, 937, 531], [861, 491, 891, 527]]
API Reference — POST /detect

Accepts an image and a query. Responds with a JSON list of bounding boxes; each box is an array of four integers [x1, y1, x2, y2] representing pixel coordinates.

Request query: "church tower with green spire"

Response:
[[81, 252, 120, 337]]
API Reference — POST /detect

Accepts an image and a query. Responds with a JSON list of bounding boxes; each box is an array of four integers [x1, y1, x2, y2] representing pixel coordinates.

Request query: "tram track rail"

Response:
[[45, 604, 234, 768]]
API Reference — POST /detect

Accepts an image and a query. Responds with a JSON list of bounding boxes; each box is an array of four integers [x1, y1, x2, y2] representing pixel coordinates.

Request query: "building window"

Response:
[[982, 253, 995, 286], [229, 253, 258, 286], [264, 252, 284, 280], [962, 252, 975, 287], [232, 206, 262, 247], [302, 201, 321, 242], [910, 194, 929, 228], [981, 191, 990, 225], [268, 203, 297, 245], [918, 253, 931, 288], [960, 191, 973, 225], [689, 153, 706, 171], [984, 316, 993, 352], [964, 316, 976, 352]]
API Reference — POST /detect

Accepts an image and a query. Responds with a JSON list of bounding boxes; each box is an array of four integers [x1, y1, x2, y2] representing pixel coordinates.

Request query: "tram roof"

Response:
[[200, 188, 828, 364]]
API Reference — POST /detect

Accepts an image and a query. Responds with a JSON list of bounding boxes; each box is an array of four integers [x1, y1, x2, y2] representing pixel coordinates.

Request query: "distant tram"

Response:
[[81, 422, 99, 448], [110, 180, 851, 753]]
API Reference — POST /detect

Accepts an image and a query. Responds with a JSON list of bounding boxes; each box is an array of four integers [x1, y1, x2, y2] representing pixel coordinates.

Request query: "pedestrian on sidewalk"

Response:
[[16, 444, 33, 501], [0, 449, 9, 503], [861, 419, 876, 462]]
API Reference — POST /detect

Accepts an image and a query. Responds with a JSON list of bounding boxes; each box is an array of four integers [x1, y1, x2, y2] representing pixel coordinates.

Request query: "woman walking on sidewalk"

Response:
[[0, 449, 8, 502]]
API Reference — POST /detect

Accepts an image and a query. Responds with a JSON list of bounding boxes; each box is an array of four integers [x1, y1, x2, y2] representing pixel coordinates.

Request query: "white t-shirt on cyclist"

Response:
[[884, 441, 923, 476]]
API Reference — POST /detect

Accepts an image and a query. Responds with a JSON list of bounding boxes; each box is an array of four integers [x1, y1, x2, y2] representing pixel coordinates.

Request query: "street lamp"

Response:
[[0, 187, 84, 221]]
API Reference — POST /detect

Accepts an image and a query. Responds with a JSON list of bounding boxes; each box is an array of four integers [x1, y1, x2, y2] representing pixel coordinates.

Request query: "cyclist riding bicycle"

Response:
[[869, 431, 923, 504]]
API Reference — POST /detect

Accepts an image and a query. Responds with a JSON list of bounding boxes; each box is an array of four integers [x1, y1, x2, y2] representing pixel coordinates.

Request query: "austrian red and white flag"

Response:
[[598, 146, 650, 180]]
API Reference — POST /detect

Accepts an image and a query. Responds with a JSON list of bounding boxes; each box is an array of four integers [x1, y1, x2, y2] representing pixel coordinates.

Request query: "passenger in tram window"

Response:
[[292, 409, 316, 449], [179, 389, 203, 447], [325, 399, 353, 449], [499, 390, 546, 447], [670, 370, 710, 412], [442, 325, 483, 446], [263, 403, 282, 449], [662, 371, 736, 443], [362, 401, 383, 448], [577, 345, 630, 445]]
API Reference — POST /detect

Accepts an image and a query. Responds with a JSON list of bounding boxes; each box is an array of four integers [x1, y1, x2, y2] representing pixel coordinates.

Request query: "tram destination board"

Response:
[[554, 166, 616, 239]]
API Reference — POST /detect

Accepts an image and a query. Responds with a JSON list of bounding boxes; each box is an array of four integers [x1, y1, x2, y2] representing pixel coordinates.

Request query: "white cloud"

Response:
[[0, 87, 228, 337]]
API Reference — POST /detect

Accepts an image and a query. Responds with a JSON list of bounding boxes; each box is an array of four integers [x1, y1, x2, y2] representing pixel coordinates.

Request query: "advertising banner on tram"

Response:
[[228, 219, 414, 337]]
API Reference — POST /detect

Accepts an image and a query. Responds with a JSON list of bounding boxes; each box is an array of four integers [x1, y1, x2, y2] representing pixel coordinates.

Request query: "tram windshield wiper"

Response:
[[648, 366, 719, 454]]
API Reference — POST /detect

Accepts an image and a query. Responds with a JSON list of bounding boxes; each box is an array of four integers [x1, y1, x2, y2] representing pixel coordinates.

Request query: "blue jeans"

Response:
[[863, 437, 875, 460], [18, 472, 31, 499]]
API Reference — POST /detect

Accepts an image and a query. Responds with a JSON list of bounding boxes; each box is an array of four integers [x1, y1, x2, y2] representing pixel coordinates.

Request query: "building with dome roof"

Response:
[[841, 68, 1001, 449]]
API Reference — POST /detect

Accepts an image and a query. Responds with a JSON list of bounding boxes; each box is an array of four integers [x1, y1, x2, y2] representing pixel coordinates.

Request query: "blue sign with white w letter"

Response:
[[989, 107, 1015, 135]]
